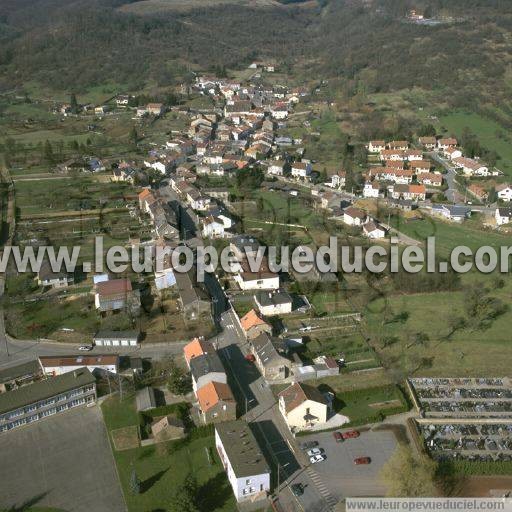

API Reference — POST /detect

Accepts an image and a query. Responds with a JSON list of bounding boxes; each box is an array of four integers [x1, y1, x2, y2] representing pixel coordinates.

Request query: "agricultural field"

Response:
[[101, 395, 236, 512]]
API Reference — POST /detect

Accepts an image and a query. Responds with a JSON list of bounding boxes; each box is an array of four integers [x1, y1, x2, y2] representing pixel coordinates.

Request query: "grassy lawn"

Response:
[[437, 111, 512, 176], [101, 395, 236, 512], [365, 284, 512, 377]]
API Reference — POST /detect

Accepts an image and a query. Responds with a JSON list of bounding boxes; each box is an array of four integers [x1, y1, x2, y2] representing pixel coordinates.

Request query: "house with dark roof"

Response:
[[215, 420, 270, 502], [37, 260, 74, 289], [278, 382, 328, 432], [254, 290, 292, 316], [94, 278, 140, 314], [0, 360, 43, 394], [175, 270, 212, 321], [189, 352, 227, 392], [249, 333, 292, 381], [0, 368, 96, 434]]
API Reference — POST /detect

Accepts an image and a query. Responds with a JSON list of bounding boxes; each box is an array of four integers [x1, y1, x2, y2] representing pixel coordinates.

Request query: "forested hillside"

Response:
[[0, 0, 512, 115]]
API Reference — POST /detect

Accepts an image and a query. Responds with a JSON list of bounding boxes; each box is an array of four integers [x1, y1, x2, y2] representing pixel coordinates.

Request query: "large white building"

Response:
[[215, 420, 270, 502], [39, 354, 119, 376]]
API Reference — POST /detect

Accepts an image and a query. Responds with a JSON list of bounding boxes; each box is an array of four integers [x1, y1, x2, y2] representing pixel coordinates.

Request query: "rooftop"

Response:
[[216, 420, 270, 478], [190, 352, 225, 381], [0, 368, 95, 415], [0, 359, 42, 385], [278, 382, 327, 414]]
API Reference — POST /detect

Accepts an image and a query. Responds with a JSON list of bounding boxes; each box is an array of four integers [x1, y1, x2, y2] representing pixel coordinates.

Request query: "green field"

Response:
[[437, 111, 512, 176], [101, 395, 236, 512]]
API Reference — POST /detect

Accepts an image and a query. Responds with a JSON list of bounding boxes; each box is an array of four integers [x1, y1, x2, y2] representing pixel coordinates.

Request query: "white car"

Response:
[[78, 345, 93, 351], [310, 454, 326, 464], [307, 448, 323, 456]]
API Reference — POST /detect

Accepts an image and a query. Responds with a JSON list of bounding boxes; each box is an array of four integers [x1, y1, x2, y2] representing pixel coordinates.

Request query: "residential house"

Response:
[[368, 140, 386, 153], [391, 184, 426, 201], [39, 355, 119, 377], [239, 309, 272, 340], [496, 184, 512, 202], [147, 103, 164, 116], [139, 189, 157, 213], [196, 381, 237, 424], [468, 183, 488, 202], [291, 161, 312, 179], [94, 279, 139, 314], [215, 420, 270, 502], [343, 207, 367, 226], [183, 338, 216, 369], [363, 181, 380, 198], [277, 382, 328, 432], [363, 220, 387, 239], [189, 352, 227, 393], [230, 235, 261, 261], [330, 170, 346, 189], [419, 137, 436, 150], [233, 257, 279, 291], [405, 150, 423, 161], [267, 160, 285, 176], [417, 173, 443, 187], [254, 290, 293, 317], [445, 147, 463, 160], [37, 260, 74, 289], [202, 216, 226, 238], [437, 138, 458, 150], [388, 141, 409, 151], [250, 333, 292, 380], [431, 204, 471, 223], [409, 160, 432, 174], [175, 270, 212, 321], [496, 207, 512, 226], [453, 157, 490, 177], [380, 149, 405, 162]]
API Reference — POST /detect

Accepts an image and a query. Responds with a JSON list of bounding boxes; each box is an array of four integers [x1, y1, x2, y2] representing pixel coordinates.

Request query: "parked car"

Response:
[[354, 457, 371, 465], [342, 430, 360, 440], [310, 454, 326, 464], [78, 345, 93, 351], [244, 353, 256, 362], [306, 448, 323, 456], [291, 483, 304, 497], [300, 440, 319, 450], [333, 431, 344, 443]]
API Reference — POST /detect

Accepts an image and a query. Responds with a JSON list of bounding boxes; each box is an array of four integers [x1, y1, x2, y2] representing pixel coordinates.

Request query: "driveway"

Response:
[[0, 405, 126, 512]]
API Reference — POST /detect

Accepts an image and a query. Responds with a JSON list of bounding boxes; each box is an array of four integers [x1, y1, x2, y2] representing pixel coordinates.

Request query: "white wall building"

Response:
[[215, 421, 270, 502], [39, 354, 119, 376]]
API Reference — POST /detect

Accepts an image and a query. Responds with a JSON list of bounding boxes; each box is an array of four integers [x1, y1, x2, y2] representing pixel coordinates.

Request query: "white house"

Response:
[[445, 147, 463, 160], [39, 354, 119, 376], [93, 330, 139, 347], [291, 161, 312, 179], [363, 181, 380, 198], [215, 421, 270, 502], [437, 138, 458, 150], [496, 207, 512, 226], [363, 220, 387, 239], [329, 170, 346, 189], [189, 352, 227, 393], [278, 382, 329, 433], [368, 140, 386, 153], [496, 184, 512, 202], [254, 290, 293, 317], [453, 157, 490, 177], [202, 216, 225, 238], [267, 160, 285, 176], [343, 206, 367, 226]]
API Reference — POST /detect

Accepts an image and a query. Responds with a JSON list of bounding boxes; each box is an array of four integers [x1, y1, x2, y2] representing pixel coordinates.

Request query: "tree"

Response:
[[380, 444, 438, 497], [129, 468, 141, 495], [129, 126, 139, 146], [167, 359, 192, 395], [70, 93, 79, 114], [169, 474, 199, 512], [43, 140, 54, 165]]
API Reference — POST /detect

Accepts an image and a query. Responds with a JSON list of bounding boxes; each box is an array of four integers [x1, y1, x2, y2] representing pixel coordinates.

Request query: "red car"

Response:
[[245, 353, 256, 362], [333, 431, 344, 443], [354, 457, 371, 465], [342, 430, 360, 440]]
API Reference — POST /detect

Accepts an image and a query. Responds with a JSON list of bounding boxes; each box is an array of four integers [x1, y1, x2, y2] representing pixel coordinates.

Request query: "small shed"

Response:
[[136, 387, 156, 412], [151, 415, 185, 441]]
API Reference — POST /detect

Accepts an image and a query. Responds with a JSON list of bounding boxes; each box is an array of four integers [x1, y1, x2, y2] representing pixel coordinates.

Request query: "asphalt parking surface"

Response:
[[297, 428, 398, 501], [0, 405, 126, 512]]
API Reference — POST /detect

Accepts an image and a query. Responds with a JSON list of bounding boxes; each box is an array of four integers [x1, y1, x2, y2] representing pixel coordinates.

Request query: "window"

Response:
[[245, 479, 252, 485]]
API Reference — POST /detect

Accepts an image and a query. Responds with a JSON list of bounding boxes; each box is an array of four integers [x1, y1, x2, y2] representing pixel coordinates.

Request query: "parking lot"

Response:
[[294, 428, 398, 502], [0, 405, 126, 512]]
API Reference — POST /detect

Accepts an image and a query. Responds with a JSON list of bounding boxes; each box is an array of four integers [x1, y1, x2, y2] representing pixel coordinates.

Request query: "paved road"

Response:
[[427, 151, 461, 203]]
